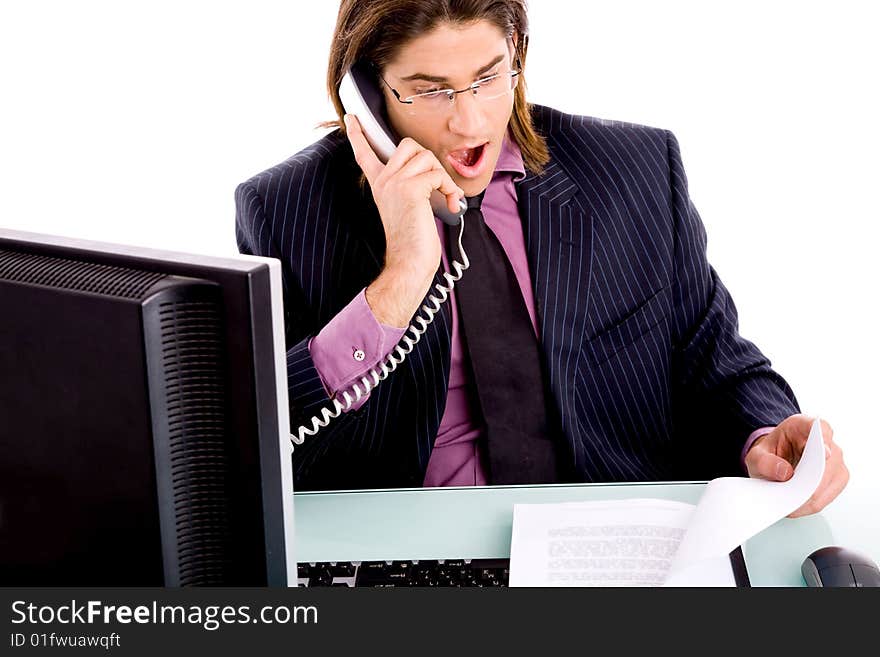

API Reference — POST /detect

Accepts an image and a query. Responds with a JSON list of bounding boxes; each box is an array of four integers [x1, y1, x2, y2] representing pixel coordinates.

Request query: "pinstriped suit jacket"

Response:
[[235, 104, 799, 491]]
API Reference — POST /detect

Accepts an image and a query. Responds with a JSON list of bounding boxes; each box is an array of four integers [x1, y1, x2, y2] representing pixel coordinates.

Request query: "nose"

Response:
[[446, 90, 487, 137]]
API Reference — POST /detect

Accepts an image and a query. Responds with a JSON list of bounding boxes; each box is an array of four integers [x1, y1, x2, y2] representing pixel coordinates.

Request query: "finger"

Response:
[[432, 162, 465, 211], [748, 448, 794, 482], [407, 169, 465, 206], [820, 420, 836, 460], [396, 148, 444, 179], [396, 150, 464, 206], [774, 414, 834, 469], [788, 459, 835, 517], [778, 414, 834, 449], [779, 413, 816, 440], [814, 442, 847, 498], [343, 114, 384, 184], [811, 460, 849, 510], [788, 461, 849, 518], [446, 188, 466, 214], [383, 137, 433, 177], [401, 149, 462, 197], [429, 159, 465, 208], [787, 441, 847, 518], [793, 417, 835, 464], [776, 430, 798, 467]]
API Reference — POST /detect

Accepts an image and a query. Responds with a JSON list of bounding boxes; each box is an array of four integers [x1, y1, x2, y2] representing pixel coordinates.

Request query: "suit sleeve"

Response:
[[234, 181, 344, 435], [665, 130, 799, 476]]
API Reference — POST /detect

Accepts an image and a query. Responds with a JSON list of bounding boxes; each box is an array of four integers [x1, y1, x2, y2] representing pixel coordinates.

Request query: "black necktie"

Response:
[[445, 193, 563, 484]]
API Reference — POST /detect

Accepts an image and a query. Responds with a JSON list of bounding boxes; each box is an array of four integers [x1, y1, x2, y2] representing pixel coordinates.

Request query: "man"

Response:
[[235, 0, 847, 516]]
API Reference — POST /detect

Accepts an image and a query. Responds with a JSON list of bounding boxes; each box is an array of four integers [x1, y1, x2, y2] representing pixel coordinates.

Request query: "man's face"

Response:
[[381, 20, 517, 197]]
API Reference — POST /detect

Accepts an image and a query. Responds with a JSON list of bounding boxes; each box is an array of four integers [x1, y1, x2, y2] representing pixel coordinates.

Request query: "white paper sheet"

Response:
[[509, 418, 827, 586], [664, 417, 826, 585], [510, 498, 694, 586]]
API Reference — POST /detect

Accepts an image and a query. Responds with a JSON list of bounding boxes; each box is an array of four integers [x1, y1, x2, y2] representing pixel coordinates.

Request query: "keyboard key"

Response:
[[356, 561, 392, 586], [308, 567, 334, 587], [469, 558, 510, 569], [330, 562, 356, 577], [359, 561, 389, 575]]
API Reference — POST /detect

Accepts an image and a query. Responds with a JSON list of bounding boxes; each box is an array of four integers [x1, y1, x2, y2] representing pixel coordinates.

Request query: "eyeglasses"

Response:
[[380, 68, 520, 116]]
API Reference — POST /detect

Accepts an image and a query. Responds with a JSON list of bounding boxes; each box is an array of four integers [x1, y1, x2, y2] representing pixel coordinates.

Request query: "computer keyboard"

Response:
[[297, 558, 510, 587]]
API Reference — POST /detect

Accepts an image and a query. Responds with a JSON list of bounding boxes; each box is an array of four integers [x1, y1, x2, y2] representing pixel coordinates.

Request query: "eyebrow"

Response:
[[399, 54, 506, 83]]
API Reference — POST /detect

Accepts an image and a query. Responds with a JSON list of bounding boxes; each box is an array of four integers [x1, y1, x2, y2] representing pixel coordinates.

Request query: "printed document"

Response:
[[509, 418, 826, 586]]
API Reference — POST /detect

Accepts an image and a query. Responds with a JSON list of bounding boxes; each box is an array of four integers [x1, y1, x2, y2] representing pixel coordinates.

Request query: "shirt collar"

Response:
[[494, 130, 526, 182]]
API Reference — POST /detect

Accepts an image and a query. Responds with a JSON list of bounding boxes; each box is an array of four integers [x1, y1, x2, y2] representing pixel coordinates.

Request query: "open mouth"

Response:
[[450, 143, 486, 168]]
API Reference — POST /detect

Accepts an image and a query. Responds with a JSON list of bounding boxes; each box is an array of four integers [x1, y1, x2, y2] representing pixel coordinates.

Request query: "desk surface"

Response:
[[292, 480, 878, 587]]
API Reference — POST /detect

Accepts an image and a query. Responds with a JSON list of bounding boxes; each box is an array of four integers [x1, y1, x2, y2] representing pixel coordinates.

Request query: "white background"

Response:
[[2, 1, 877, 542]]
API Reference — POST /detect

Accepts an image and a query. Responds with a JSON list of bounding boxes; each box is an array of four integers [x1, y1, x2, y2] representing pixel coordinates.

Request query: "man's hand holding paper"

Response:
[[745, 414, 849, 518]]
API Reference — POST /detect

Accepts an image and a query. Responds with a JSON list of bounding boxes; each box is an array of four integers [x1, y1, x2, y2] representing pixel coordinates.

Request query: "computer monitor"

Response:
[[0, 228, 295, 586]]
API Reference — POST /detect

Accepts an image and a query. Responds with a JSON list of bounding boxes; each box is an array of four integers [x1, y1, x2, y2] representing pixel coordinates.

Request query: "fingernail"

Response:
[[343, 114, 350, 128], [775, 462, 791, 480], [825, 445, 831, 459]]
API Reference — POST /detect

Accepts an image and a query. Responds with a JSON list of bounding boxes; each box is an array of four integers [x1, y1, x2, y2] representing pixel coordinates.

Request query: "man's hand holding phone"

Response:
[[344, 113, 464, 328]]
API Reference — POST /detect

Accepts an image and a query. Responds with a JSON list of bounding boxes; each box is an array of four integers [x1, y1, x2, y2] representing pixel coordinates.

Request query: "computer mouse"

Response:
[[801, 546, 880, 587]]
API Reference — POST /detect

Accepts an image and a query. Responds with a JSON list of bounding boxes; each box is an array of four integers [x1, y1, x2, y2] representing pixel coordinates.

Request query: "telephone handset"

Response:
[[338, 59, 467, 225], [289, 61, 472, 451]]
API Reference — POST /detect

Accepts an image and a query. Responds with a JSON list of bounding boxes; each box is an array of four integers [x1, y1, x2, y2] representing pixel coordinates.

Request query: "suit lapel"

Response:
[[516, 160, 594, 441]]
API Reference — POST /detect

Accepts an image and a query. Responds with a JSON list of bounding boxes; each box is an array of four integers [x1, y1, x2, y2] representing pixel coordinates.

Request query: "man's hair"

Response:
[[323, 0, 549, 174]]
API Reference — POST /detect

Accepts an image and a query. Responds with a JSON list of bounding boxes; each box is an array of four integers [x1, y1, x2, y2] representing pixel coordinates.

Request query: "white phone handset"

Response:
[[338, 59, 467, 225], [288, 62, 472, 451]]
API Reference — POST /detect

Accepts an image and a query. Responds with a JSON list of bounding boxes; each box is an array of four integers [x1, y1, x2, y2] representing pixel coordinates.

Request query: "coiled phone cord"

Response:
[[290, 215, 470, 451]]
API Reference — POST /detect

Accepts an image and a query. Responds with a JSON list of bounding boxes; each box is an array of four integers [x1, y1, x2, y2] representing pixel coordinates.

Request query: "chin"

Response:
[[459, 171, 496, 197], [459, 181, 487, 198]]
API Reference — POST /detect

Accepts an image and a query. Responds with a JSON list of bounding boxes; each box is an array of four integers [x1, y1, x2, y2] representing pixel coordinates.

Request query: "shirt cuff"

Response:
[[741, 426, 776, 472], [308, 287, 408, 411]]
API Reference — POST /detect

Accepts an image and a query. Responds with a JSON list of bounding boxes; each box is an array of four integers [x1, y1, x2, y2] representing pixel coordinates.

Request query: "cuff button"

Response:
[[353, 349, 366, 361]]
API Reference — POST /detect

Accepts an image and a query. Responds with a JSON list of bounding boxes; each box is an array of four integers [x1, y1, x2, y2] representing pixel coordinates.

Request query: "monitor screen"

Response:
[[0, 228, 295, 586]]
